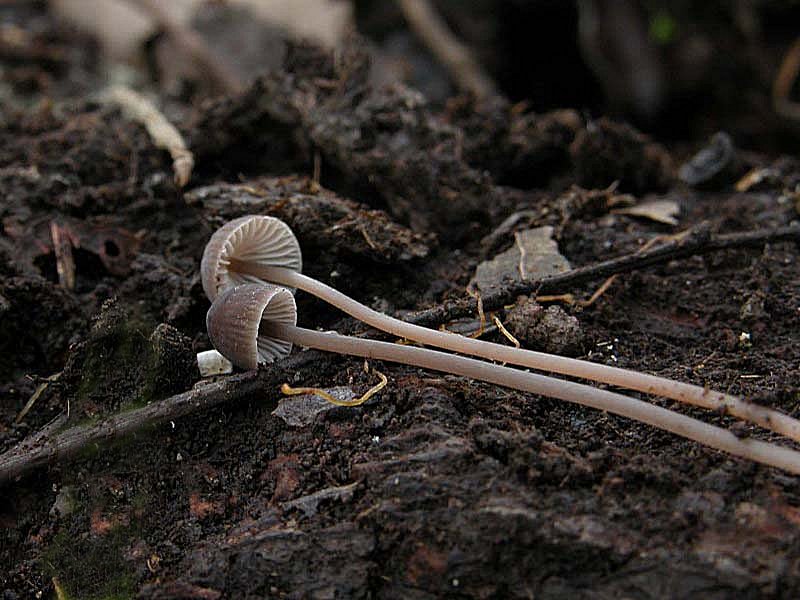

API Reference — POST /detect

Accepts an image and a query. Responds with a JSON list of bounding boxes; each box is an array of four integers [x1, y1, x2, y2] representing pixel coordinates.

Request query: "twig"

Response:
[[397, 0, 497, 99], [0, 353, 319, 485], [104, 85, 194, 187], [126, 0, 243, 96], [406, 224, 800, 327], [50, 221, 75, 289], [16, 372, 61, 424], [773, 36, 800, 121]]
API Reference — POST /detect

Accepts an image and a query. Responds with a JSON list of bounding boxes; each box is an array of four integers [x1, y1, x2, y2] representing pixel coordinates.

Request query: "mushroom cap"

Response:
[[206, 283, 298, 369], [201, 215, 302, 301]]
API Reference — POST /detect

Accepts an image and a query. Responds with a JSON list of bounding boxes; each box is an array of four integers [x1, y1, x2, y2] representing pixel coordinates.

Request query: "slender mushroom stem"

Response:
[[230, 260, 800, 444], [262, 321, 800, 475]]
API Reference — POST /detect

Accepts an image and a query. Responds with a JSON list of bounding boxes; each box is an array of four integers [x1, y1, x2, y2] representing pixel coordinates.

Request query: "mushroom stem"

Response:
[[262, 321, 800, 475], [231, 260, 800, 443]]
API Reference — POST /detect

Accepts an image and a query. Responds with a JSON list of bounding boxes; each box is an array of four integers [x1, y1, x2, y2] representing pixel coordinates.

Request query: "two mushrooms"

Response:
[[201, 215, 800, 474]]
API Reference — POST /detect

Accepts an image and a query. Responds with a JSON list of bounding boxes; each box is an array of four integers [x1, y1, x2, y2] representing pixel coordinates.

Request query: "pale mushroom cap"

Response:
[[206, 283, 298, 369], [201, 215, 303, 301]]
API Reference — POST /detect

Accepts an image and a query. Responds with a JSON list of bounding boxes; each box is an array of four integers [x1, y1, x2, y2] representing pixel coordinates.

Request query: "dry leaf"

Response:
[[613, 199, 680, 226], [272, 387, 353, 427], [472, 226, 571, 291]]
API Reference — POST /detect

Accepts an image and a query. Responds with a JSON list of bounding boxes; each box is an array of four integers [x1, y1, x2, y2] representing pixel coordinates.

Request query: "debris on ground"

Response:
[[472, 226, 571, 291], [613, 197, 681, 226], [505, 296, 585, 356], [1, 3, 800, 598]]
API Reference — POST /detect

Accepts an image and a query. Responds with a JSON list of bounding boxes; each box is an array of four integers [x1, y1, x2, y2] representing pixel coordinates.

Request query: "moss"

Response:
[[43, 527, 137, 600], [66, 299, 155, 417], [62, 300, 198, 423]]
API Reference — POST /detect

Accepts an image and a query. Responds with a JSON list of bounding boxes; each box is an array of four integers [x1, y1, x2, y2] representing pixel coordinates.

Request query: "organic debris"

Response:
[[505, 297, 585, 356], [613, 198, 681, 226], [5, 216, 143, 280], [272, 387, 348, 426], [678, 132, 741, 188], [185, 177, 430, 268], [2, 3, 800, 598], [104, 85, 194, 187], [472, 226, 571, 292]]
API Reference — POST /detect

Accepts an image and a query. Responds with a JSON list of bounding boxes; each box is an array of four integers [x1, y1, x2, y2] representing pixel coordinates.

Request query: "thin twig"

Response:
[[0, 353, 319, 485], [406, 224, 800, 328], [126, 0, 243, 95], [397, 0, 497, 99]]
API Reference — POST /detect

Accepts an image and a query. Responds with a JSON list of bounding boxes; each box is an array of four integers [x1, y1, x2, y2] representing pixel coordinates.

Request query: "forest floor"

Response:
[[1, 3, 800, 599]]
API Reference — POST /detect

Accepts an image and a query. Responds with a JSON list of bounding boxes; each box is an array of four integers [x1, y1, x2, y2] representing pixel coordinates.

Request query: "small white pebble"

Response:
[[372, 435, 380, 443], [170, 421, 176, 429], [197, 349, 233, 377], [452, 579, 459, 587], [176, 452, 183, 462]]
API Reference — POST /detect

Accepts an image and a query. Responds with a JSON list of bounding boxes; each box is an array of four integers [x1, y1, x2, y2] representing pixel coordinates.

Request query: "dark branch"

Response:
[[406, 224, 800, 328], [0, 352, 320, 485]]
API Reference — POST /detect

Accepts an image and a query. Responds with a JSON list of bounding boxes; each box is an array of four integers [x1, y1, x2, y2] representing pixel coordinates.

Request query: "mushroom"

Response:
[[206, 283, 297, 369], [201, 215, 800, 443], [207, 283, 800, 474], [201, 215, 302, 301]]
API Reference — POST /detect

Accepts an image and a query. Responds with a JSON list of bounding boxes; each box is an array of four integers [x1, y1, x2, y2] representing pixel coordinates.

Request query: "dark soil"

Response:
[[1, 2, 799, 599]]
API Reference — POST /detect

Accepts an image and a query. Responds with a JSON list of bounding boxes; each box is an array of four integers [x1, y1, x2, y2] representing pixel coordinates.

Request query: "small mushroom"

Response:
[[201, 215, 800, 444], [206, 283, 297, 369], [206, 283, 800, 475], [201, 215, 302, 301]]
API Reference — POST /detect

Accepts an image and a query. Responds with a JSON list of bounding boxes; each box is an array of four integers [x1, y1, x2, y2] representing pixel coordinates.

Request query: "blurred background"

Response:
[[2, 0, 799, 153]]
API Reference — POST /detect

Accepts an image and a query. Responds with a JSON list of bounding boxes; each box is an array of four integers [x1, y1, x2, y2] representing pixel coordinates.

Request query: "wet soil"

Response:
[[1, 3, 800, 599]]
